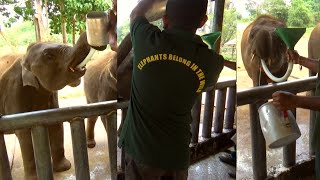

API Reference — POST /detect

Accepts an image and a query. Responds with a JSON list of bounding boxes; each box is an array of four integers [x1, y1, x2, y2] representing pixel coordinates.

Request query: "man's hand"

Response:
[[130, 0, 156, 24], [272, 91, 297, 111], [287, 50, 300, 64]]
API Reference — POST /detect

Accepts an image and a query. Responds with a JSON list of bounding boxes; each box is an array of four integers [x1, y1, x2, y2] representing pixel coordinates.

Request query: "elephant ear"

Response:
[[21, 55, 40, 89]]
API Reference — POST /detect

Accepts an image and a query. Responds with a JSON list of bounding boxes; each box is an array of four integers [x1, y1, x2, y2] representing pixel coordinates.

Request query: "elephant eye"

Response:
[[43, 51, 55, 61]]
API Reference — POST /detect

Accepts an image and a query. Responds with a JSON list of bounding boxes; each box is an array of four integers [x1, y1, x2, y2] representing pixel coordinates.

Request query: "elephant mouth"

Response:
[[68, 48, 96, 73]]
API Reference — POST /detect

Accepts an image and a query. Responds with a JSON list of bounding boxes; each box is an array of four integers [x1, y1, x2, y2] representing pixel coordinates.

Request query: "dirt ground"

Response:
[[236, 22, 315, 179]]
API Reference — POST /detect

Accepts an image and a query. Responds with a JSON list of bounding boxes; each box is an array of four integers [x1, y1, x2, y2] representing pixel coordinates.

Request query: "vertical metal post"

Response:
[[121, 108, 127, 171], [0, 133, 12, 180], [202, 90, 216, 138], [250, 103, 267, 179], [70, 118, 90, 180], [225, 86, 236, 129], [309, 71, 316, 156], [213, 0, 225, 52], [104, 111, 117, 180], [191, 95, 202, 144], [283, 108, 297, 167], [31, 126, 54, 180], [213, 88, 227, 133]]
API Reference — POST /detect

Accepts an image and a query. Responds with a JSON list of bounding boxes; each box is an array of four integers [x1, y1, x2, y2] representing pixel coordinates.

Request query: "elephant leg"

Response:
[[15, 129, 37, 180], [102, 111, 117, 180], [48, 123, 71, 172], [86, 116, 98, 148]]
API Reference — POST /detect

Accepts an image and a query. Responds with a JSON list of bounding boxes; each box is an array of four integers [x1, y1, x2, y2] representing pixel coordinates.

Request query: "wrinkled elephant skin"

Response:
[[241, 15, 289, 86], [308, 23, 320, 62], [84, 51, 117, 180], [0, 32, 93, 179]]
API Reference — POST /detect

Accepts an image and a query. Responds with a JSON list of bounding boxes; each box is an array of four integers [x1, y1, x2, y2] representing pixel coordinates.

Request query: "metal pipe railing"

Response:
[[0, 100, 127, 180], [0, 133, 12, 180], [0, 79, 236, 179], [202, 90, 216, 138], [213, 88, 227, 133], [225, 86, 236, 129], [70, 118, 90, 179], [237, 76, 317, 106], [0, 100, 127, 132], [190, 79, 236, 145], [237, 76, 317, 179], [32, 125, 54, 180]]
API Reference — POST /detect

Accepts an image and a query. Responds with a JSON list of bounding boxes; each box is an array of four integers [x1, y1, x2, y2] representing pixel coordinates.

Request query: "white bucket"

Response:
[[258, 102, 301, 149]]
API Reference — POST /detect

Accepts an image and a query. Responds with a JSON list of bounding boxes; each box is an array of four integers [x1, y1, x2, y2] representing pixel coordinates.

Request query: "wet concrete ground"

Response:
[[4, 95, 235, 180]]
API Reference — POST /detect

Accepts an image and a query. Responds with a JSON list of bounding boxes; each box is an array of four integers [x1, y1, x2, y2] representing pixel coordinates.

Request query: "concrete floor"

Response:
[[4, 121, 235, 180], [4, 96, 235, 180]]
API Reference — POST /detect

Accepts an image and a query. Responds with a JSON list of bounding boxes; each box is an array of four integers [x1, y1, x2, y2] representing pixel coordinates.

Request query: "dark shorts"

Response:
[[125, 153, 188, 180], [316, 152, 320, 180]]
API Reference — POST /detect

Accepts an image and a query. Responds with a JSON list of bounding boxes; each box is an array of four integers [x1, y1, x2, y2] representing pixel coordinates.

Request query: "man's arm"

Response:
[[130, 0, 156, 24], [298, 56, 319, 73], [272, 91, 320, 111], [288, 50, 319, 73], [224, 60, 236, 70]]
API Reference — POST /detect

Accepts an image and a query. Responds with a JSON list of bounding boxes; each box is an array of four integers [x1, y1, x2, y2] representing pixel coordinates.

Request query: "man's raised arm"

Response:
[[130, 0, 156, 24]]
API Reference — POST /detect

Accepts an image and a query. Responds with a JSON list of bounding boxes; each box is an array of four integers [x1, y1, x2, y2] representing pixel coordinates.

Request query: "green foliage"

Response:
[[0, 0, 20, 27], [288, 0, 313, 27], [0, 21, 35, 53], [245, 0, 262, 18], [262, 0, 288, 22], [222, 7, 237, 46], [48, 0, 110, 35], [117, 20, 130, 45], [304, 0, 320, 25], [13, 0, 35, 21], [1, 0, 110, 34]]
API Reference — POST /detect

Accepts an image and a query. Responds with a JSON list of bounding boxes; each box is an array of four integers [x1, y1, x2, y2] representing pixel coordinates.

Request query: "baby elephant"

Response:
[[84, 50, 117, 179], [0, 32, 99, 179]]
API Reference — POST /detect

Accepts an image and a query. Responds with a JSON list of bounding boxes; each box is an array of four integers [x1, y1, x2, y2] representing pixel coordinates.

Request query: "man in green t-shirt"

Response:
[[118, 0, 224, 179], [272, 50, 320, 179]]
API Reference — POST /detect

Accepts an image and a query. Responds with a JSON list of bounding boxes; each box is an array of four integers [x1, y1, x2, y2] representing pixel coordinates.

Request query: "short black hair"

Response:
[[166, 0, 208, 30]]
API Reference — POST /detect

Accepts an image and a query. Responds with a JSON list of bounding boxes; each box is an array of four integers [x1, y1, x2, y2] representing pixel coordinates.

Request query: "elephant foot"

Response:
[[53, 157, 71, 172], [87, 139, 96, 148]]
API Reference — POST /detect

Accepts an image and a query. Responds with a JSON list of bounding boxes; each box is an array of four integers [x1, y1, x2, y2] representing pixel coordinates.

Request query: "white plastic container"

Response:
[[258, 102, 301, 149]]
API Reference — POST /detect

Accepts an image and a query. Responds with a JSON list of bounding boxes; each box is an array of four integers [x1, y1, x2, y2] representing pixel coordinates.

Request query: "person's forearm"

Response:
[[294, 95, 320, 111], [224, 60, 236, 70], [130, 0, 155, 23], [298, 56, 319, 73]]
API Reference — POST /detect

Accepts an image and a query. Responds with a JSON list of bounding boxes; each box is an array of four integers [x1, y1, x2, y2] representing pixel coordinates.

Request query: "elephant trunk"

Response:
[[252, 29, 272, 60], [68, 32, 93, 71]]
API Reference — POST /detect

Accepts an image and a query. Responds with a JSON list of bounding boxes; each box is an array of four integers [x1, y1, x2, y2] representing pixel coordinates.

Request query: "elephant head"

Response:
[[21, 32, 99, 91], [241, 15, 291, 84], [249, 25, 287, 72]]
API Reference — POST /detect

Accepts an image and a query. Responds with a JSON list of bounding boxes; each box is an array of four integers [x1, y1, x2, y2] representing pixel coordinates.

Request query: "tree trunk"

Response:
[[34, 16, 41, 42], [35, 0, 45, 41], [72, 15, 76, 45], [60, 0, 67, 44], [43, 0, 49, 29]]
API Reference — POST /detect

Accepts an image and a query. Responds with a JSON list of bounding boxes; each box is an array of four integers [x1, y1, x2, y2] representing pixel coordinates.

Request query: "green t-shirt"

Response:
[[312, 63, 320, 152], [118, 17, 224, 170]]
